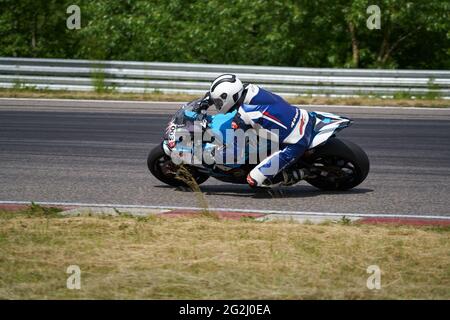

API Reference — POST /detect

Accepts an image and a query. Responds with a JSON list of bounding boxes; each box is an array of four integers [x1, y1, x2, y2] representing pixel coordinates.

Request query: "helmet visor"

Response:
[[212, 98, 223, 110]]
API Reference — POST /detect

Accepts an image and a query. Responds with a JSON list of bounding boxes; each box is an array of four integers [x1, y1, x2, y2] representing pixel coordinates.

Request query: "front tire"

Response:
[[147, 143, 209, 188], [304, 138, 369, 191]]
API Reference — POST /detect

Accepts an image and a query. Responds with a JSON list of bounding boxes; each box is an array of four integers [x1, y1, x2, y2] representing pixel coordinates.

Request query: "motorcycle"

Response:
[[147, 99, 369, 191]]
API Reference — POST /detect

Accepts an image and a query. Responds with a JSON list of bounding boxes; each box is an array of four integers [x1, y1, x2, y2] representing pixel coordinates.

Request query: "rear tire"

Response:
[[147, 144, 209, 188], [304, 138, 369, 191]]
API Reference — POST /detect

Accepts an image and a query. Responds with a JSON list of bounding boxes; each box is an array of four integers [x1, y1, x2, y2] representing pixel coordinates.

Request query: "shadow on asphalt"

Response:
[[154, 184, 374, 199]]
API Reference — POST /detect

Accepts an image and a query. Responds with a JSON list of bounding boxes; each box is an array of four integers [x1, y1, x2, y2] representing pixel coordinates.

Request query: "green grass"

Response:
[[0, 206, 448, 299], [91, 69, 116, 93]]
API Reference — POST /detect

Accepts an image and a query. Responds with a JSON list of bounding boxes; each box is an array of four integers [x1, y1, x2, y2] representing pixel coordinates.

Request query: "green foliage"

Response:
[[91, 68, 115, 93], [0, 0, 448, 69], [25, 202, 63, 217], [393, 91, 413, 100], [12, 78, 37, 91], [339, 215, 352, 225], [425, 79, 441, 100], [12, 78, 25, 90]]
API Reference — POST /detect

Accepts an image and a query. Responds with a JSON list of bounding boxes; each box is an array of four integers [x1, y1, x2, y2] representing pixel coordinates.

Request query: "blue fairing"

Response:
[[208, 110, 236, 144], [184, 110, 200, 120]]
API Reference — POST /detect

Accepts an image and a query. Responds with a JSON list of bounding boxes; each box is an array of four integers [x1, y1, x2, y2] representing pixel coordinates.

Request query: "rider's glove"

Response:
[[193, 92, 212, 113]]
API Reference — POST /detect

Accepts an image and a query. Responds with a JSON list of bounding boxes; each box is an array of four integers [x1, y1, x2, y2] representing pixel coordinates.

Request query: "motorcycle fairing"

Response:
[[309, 111, 352, 148], [208, 110, 237, 145], [163, 106, 352, 174]]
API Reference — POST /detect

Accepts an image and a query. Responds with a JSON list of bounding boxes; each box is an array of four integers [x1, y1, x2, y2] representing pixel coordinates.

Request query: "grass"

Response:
[[0, 87, 448, 108], [91, 69, 116, 94], [0, 206, 449, 299], [173, 165, 217, 219]]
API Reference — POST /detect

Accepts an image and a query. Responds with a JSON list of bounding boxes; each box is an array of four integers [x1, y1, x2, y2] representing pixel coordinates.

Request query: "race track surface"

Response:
[[1, 98, 449, 216]]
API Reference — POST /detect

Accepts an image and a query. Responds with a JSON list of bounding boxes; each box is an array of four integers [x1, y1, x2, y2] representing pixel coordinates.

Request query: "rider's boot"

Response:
[[247, 174, 285, 198], [281, 168, 312, 186]]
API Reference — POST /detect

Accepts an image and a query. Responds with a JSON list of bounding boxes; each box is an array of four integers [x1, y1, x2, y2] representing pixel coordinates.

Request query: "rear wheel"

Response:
[[147, 144, 209, 188], [304, 138, 369, 191]]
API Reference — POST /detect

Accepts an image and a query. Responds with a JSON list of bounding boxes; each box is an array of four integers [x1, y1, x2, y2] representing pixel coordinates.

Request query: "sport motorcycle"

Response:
[[148, 99, 369, 191]]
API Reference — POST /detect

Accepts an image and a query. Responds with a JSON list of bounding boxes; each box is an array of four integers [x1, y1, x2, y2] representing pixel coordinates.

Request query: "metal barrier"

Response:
[[0, 57, 449, 97]]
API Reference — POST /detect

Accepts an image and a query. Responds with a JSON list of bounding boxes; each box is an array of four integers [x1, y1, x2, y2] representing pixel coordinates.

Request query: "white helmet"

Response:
[[209, 74, 244, 114]]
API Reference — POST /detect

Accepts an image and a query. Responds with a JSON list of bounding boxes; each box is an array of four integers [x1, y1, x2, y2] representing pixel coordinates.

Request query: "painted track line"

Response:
[[0, 200, 449, 220]]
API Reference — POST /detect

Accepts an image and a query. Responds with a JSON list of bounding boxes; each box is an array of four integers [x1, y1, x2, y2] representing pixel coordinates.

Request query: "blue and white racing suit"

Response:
[[235, 84, 315, 187]]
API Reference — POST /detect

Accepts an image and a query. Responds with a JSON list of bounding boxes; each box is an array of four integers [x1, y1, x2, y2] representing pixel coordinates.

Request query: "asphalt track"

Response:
[[1, 98, 449, 216]]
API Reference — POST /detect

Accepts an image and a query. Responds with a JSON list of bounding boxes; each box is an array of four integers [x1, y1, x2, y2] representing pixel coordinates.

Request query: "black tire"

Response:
[[147, 143, 209, 188], [305, 138, 369, 191]]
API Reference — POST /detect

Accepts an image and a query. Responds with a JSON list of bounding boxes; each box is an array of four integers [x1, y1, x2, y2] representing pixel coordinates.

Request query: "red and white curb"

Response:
[[1, 201, 449, 226]]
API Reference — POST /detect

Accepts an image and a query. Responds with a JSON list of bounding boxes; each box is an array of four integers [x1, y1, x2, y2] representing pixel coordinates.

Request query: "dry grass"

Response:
[[0, 208, 448, 299], [287, 96, 450, 108], [0, 88, 448, 108], [173, 165, 217, 219], [0, 88, 198, 103]]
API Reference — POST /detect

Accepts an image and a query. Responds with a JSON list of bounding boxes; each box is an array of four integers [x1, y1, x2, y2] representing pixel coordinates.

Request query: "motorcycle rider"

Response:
[[196, 74, 315, 188]]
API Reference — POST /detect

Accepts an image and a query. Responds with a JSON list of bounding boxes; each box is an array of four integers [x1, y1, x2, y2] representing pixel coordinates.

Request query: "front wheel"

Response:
[[147, 143, 209, 188], [304, 138, 369, 191]]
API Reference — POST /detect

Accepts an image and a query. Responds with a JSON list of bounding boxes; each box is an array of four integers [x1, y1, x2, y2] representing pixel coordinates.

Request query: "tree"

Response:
[[0, 0, 448, 69]]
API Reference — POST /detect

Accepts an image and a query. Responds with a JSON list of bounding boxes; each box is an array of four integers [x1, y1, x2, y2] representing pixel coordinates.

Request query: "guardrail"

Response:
[[0, 57, 449, 98]]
